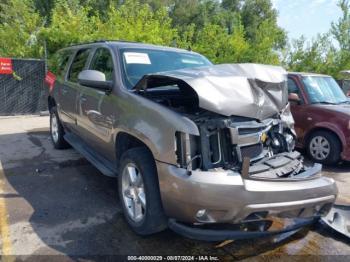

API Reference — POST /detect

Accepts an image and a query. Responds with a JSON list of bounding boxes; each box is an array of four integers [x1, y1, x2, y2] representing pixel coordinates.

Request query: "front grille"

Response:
[[240, 143, 263, 160], [238, 127, 266, 135]]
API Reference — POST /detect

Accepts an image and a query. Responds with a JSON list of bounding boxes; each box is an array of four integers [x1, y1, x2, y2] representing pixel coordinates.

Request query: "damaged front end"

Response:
[[134, 63, 338, 240], [135, 64, 312, 180], [175, 113, 305, 180]]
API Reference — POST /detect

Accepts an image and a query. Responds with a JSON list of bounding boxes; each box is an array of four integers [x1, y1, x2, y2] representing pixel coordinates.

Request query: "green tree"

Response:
[[99, 0, 177, 45], [41, 0, 101, 54], [192, 23, 232, 63], [247, 19, 282, 64], [41, 0, 177, 57], [241, 0, 286, 49], [285, 0, 350, 78], [332, 0, 350, 51], [0, 0, 44, 58], [330, 0, 350, 77], [0, 0, 297, 69], [221, 0, 241, 12], [191, 17, 250, 64], [33, 0, 55, 20], [283, 34, 336, 75]]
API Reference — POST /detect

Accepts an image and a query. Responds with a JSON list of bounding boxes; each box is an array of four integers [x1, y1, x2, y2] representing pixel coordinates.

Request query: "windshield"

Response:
[[119, 48, 212, 89], [302, 76, 348, 104]]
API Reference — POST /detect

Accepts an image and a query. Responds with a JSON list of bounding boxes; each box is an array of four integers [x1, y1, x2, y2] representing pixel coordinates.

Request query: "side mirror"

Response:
[[78, 70, 113, 92], [288, 93, 301, 104]]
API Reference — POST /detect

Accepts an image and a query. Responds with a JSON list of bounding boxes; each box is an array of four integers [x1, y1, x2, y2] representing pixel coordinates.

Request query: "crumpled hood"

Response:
[[134, 63, 288, 120]]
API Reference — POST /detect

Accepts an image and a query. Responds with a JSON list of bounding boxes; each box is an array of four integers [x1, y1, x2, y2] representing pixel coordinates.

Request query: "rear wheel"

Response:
[[50, 107, 70, 149], [307, 131, 341, 165], [118, 147, 167, 235]]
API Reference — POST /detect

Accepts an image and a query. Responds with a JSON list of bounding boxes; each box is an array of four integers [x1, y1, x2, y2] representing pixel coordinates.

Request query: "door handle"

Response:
[[80, 96, 87, 102]]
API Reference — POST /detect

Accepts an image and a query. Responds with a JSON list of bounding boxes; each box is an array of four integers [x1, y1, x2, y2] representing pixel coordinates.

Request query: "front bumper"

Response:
[[168, 217, 318, 241], [156, 161, 337, 225]]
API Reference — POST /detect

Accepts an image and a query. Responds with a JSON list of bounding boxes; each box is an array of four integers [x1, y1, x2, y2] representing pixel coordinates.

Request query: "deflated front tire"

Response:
[[118, 147, 167, 235]]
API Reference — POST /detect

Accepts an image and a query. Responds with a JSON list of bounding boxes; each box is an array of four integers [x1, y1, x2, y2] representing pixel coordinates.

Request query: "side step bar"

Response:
[[64, 132, 117, 177]]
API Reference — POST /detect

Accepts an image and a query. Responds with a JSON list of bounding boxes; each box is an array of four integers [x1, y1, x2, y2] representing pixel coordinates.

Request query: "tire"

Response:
[[118, 147, 167, 235], [306, 130, 341, 165], [50, 107, 70, 149]]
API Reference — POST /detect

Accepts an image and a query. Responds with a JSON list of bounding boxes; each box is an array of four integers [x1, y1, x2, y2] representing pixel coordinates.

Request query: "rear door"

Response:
[[77, 47, 116, 160], [53, 50, 74, 126], [61, 48, 92, 132]]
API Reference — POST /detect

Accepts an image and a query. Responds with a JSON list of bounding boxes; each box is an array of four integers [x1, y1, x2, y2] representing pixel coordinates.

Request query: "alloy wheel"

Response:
[[51, 114, 59, 143], [121, 163, 146, 223]]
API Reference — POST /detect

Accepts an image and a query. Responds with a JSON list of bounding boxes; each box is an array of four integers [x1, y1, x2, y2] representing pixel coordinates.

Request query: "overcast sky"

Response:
[[272, 0, 343, 41]]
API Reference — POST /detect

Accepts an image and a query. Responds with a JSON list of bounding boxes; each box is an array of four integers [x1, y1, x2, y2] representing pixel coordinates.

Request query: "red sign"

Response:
[[45, 71, 56, 92], [0, 58, 13, 74]]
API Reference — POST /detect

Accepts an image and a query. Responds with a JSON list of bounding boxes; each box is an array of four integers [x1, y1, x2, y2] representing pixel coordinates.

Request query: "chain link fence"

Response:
[[0, 59, 47, 116]]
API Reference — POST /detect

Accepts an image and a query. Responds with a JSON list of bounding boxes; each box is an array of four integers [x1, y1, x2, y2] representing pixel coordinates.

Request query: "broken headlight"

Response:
[[268, 128, 296, 154], [284, 132, 296, 152], [280, 103, 296, 135], [175, 132, 201, 170]]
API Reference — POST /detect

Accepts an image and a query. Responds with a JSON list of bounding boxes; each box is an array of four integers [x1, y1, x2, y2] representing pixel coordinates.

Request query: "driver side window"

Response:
[[288, 78, 303, 103], [90, 48, 114, 81]]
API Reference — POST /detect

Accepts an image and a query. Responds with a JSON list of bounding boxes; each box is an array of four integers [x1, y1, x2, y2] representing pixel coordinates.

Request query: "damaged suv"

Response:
[[48, 41, 337, 241]]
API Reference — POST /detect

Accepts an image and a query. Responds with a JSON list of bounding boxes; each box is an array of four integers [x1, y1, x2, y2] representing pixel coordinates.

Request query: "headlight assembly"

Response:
[[280, 103, 295, 134]]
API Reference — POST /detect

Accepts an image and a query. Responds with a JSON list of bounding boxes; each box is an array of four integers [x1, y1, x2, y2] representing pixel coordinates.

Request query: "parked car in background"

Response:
[[47, 41, 337, 240], [338, 70, 350, 97], [288, 72, 350, 164]]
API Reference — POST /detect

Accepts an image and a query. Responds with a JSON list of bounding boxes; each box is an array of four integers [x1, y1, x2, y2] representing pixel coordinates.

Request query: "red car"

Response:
[[288, 72, 350, 164]]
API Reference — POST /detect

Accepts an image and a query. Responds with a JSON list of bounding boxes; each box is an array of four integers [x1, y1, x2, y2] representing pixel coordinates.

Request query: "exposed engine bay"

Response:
[[134, 64, 312, 179], [172, 113, 307, 180]]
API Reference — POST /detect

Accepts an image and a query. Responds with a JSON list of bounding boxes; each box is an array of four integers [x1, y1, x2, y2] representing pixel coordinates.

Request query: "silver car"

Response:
[[48, 41, 337, 241]]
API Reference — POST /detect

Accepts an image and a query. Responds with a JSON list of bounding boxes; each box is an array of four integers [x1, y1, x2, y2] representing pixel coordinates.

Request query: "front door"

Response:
[[288, 77, 309, 146], [77, 48, 116, 161]]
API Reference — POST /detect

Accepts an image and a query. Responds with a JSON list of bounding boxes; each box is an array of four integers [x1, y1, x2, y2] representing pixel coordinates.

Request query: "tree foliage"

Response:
[[284, 0, 350, 78], [0, 0, 285, 64], [0, 0, 44, 58]]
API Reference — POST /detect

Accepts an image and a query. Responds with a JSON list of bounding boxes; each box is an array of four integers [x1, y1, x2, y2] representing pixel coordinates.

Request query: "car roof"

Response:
[[288, 72, 331, 77], [58, 40, 197, 54]]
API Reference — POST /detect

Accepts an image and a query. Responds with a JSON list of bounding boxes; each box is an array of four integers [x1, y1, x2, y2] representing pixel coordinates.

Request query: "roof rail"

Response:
[[65, 39, 140, 48]]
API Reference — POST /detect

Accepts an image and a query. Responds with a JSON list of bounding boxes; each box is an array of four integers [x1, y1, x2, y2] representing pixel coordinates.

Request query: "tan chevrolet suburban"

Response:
[[47, 40, 337, 241]]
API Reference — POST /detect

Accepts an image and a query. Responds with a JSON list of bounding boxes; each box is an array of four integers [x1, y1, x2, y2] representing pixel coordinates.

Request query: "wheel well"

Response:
[[305, 128, 342, 151], [48, 96, 56, 113], [115, 132, 154, 166]]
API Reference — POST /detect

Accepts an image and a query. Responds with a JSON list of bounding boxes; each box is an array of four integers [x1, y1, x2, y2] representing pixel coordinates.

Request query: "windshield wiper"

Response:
[[312, 101, 337, 105]]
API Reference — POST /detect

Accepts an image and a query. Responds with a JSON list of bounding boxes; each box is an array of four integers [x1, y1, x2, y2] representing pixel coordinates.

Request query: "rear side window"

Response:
[[90, 48, 114, 81], [68, 49, 91, 82], [50, 50, 72, 78]]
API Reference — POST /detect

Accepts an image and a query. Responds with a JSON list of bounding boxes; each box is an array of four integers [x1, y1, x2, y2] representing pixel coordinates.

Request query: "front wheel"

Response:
[[307, 131, 341, 165], [118, 147, 167, 235]]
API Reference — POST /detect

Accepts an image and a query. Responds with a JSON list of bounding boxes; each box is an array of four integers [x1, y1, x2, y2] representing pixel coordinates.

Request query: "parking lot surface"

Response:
[[0, 116, 350, 261]]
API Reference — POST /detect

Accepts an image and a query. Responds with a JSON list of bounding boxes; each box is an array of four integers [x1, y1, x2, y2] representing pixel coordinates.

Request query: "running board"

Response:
[[64, 132, 117, 177]]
